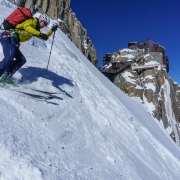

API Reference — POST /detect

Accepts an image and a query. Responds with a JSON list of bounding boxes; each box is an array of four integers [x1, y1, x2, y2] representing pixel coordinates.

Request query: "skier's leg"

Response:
[[3, 48, 26, 78], [0, 34, 17, 77]]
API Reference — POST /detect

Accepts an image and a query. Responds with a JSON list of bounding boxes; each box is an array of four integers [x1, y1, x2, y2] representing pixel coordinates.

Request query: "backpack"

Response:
[[2, 7, 32, 30]]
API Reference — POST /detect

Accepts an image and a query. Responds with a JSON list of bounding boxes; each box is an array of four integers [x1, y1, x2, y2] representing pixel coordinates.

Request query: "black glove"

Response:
[[51, 24, 58, 32], [41, 33, 48, 41]]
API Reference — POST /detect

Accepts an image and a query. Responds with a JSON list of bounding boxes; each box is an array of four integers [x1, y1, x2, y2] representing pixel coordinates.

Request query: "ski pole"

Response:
[[46, 31, 56, 74]]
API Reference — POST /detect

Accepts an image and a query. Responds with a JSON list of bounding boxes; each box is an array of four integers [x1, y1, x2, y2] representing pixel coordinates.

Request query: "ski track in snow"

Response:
[[0, 1, 180, 180]]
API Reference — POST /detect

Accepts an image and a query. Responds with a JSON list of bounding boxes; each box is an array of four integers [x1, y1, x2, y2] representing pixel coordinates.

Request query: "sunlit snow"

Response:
[[0, 1, 180, 180]]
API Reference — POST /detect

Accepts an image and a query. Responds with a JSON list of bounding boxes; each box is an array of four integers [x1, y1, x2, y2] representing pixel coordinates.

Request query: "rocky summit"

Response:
[[101, 40, 180, 143]]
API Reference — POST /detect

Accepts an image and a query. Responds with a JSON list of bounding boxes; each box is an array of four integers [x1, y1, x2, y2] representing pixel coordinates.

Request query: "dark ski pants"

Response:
[[0, 32, 26, 77]]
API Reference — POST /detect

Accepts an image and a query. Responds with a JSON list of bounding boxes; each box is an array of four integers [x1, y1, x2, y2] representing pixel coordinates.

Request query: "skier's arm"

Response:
[[24, 25, 41, 37], [39, 29, 53, 40], [24, 25, 53, 40], [40, 24, 58, 40], [22, 18, 53, 39]]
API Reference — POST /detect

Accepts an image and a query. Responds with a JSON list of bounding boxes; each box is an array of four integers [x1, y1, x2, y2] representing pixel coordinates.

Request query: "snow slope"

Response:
[[0, 1, 180, 179]]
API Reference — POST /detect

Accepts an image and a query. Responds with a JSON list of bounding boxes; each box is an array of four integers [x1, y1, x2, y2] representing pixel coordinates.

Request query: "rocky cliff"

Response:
[[15, 0, 98, 67], [101, 47, 180, 144]]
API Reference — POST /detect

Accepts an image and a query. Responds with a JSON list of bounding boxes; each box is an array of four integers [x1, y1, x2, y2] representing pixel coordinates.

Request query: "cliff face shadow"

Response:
[[18, 67, 74, 98]]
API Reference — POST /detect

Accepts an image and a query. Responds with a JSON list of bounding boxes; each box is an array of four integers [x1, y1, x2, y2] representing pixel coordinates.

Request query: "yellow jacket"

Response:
[[8, 17, 53, 42]]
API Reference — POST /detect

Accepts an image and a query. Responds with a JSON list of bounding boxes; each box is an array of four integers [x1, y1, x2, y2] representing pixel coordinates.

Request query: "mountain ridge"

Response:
[[101, 45, 180, 144]]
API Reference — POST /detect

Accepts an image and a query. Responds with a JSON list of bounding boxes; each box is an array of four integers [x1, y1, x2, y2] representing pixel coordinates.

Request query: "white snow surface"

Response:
[[122, 71, 136, 85], [120, 48, 136, 53], [117, 54, 135, 59], [0, 2, 180, 180]]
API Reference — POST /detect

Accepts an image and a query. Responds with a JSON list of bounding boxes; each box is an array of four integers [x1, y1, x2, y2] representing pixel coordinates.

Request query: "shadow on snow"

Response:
[[18, 67, 73, 98]]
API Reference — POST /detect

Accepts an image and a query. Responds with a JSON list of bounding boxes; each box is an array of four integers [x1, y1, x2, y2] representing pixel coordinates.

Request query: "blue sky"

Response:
[[71, 1, 180, 84]]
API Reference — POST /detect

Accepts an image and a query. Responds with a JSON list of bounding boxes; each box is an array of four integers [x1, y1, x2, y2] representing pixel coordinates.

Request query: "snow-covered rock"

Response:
[[112, 49, 180, 144]]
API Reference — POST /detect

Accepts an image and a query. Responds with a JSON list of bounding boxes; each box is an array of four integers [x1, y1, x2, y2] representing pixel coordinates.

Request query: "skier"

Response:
[[0, 14, 58, 86]]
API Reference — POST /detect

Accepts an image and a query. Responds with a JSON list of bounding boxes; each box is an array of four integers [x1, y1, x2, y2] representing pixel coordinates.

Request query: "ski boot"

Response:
[[0, 76, 17, 85], [0, 80, 6, 87]]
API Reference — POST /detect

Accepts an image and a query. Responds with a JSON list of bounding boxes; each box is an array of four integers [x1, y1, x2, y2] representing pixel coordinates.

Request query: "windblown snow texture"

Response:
[[0, 1, 180, 180]]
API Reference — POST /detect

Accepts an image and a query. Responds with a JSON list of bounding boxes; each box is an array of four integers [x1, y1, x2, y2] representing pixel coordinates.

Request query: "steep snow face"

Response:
[[1, 1, 180, 180]]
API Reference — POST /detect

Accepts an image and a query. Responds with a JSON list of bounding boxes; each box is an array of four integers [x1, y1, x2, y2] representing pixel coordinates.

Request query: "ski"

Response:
[[30, 88, 63, 95], [10, 89, 57, 100], [0, 84, 62, 100]]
